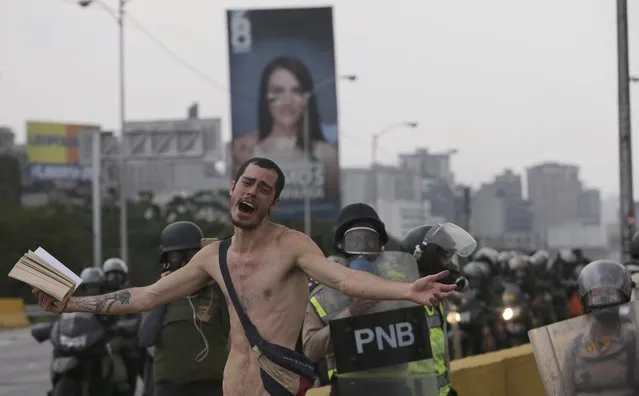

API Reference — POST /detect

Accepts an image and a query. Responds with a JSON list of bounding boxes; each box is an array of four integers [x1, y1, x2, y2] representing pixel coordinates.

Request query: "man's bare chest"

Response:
[[226, 253, 285, 311]]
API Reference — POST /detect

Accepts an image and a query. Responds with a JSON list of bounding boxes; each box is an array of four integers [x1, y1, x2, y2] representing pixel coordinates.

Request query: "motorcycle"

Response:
[[140, 346, 155, 396], [31, 312, 139, 396], [495, 282, 531, 347], [446, 288, 495, 357], [529, 279, 558, 327]]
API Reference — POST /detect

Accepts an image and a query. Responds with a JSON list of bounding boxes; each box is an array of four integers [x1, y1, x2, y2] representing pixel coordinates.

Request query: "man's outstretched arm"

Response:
[[33, 245, 216, 315], [291, 231, 456, 307]]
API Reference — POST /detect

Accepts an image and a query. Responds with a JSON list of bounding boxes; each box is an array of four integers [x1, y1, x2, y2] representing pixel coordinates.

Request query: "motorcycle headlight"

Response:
[[447, 312, 461, 324], [502, 307, 521, 321]]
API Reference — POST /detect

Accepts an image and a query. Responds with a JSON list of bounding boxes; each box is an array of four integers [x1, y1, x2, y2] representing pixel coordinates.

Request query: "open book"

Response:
[[8, 247, 83, 302]]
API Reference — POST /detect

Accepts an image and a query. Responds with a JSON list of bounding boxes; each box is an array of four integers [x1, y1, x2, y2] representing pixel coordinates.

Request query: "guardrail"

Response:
[[307, 344, 545, 396], [0, 298, 29, 328]]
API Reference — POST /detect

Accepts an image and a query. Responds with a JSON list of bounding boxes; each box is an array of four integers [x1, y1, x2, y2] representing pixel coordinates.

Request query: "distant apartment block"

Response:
[[527, 162, 601, 240]]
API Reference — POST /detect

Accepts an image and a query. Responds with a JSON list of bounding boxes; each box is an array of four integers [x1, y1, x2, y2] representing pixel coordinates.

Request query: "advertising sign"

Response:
[[122, 118, 222, 161], [26, 121, 98, 181], [227, 6, 341, 221]]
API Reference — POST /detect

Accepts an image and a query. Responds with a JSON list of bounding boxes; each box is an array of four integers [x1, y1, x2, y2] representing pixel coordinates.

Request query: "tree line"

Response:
[[0, 190, 354, 302]]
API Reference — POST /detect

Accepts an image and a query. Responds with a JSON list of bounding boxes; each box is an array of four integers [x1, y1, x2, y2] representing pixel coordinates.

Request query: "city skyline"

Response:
[[1, 119, 623, 233], [3, 0, 639, 196]]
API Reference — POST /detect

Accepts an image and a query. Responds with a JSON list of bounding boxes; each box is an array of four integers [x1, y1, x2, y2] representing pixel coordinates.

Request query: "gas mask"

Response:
[[105, 272, 127, 292], [341, 226, 381, 274], [162, 249, 198, 273]]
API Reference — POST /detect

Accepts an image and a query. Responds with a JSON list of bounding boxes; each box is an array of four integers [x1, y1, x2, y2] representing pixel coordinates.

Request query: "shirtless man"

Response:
[[33, 157, 457, 396]]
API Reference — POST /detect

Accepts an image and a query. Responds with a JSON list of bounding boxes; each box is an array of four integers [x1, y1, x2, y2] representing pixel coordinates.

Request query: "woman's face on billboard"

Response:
[[266, 67, 304, 128]]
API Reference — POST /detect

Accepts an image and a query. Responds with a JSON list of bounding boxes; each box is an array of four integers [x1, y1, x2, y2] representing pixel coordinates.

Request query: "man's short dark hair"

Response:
[[234, 157, 286, 199]]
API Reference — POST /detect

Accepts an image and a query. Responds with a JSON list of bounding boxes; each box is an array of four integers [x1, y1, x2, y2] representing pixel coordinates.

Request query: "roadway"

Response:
[[0, 327, 144, 396], [0, 327, 50, 396]]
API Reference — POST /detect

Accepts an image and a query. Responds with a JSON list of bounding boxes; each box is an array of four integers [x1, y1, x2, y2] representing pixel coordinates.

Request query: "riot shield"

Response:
[[362, 251, 421, 314], [528, 300, 639, 396], [328, 250, 439, 396], [310, 251, 420, 325], [310, 285, 352, 326]]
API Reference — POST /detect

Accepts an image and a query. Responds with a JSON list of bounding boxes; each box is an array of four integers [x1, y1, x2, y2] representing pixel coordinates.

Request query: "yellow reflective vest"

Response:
[[309, 297, 450, 396]]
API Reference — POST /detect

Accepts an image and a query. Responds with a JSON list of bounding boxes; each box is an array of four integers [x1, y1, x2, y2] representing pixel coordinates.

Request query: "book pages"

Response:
[[22, 253, 74, 287], [8, 265, 68, 301], [34, 247, 82, 290]]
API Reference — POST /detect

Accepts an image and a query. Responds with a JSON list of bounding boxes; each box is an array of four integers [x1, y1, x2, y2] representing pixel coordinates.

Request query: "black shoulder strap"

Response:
[[218, 236, 260, 347]]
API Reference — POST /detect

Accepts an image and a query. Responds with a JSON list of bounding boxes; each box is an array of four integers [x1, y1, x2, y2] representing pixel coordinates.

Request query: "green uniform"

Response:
[[110, 314, 142, 396], [154, 285, 229, 387]]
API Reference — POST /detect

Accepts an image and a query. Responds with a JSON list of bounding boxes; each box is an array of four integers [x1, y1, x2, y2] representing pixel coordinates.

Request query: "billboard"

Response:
[[227, 6, 341, 221], [122, 118, 222, 161], [26, 121, 98, 181]]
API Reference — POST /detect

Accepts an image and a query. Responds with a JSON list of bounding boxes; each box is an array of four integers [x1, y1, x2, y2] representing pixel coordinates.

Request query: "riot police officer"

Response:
[[628, 231, 639, 300], [103, 258, 142, 396], [137, 221, 230, 396], [77, 267, 106, 297], [302, 203, 387, 385], [560, 260, 638, 395], [400, 222, 477, 396]]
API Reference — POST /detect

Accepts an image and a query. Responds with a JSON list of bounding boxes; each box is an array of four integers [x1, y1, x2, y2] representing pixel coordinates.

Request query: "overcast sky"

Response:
[[2, 0, 639, 197]]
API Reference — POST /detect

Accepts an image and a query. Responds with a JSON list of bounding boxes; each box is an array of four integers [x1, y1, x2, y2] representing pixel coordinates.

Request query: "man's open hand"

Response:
[[32, 288, 69, 314], [408, 271, 457, 307]]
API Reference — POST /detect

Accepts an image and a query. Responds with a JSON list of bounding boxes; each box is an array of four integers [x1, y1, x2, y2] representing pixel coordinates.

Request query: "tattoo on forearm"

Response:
[[72, 290, 132, 314], [94, 290, 132, 313]]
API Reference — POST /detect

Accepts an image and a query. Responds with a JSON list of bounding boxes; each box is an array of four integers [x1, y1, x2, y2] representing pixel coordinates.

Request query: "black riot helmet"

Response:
[[578, 260, 633, 312], [77, 267, 106, 296], [334, 203, 388, 255], [102, 257, 128, 292], [631, 231, 639, 261], [400, 222, 477, 288], [160, 221, 203, 272], [529, 250, 550, 275], [462, 261, 490, 289]]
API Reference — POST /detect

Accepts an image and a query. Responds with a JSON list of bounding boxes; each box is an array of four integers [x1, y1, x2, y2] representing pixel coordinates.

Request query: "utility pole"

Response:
[[117, 0, 128, 264], [78, 0, 128, 263], [91, 130, 102, 268], [303, 102, 311, 237], [371, 122, 418, 210], [298, 74, 356, 236], [617, 0, 635, 263]]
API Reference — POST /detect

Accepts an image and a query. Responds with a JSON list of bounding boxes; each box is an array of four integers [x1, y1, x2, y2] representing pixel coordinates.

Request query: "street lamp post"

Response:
[[370, 121, 419, 210], [79, 0, 129, 263], [617, 0, 635, 262], [302, 74, 356, 237]]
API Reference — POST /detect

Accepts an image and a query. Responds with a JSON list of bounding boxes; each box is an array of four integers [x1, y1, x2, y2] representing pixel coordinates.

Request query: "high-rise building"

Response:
[[493, 168, 522, 200], [526, 162, 582, 234], [471, 169, 532, 242], [577, 188, 601, 226], [399, 148, 456, 186], [341, 167, 432, 238]]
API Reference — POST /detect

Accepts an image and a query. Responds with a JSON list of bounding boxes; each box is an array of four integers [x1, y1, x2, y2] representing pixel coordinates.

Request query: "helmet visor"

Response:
[[343, 227, 381, 255], [105, 272, 126, 290], [162, 249, 198, 272], [586, 288, 625, 309], [423, 223, 477, 257]]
